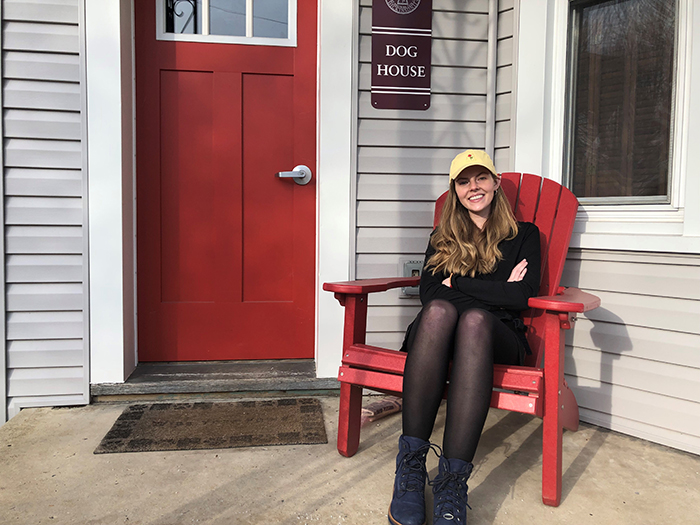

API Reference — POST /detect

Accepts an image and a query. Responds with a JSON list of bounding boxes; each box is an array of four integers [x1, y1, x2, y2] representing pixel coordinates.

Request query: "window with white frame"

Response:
[[564, 0, 677, 204], [158, 0, 297, 46]]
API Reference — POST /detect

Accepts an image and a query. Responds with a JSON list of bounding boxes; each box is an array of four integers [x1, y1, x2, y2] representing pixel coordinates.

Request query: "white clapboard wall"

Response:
[[357, 0, 516, 349], [2, 0, 89, 421], [562, 249, 700, 455]]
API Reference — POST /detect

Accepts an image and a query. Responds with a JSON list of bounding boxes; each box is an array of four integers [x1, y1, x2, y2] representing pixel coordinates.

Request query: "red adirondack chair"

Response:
[[323, 173, 601, 507]]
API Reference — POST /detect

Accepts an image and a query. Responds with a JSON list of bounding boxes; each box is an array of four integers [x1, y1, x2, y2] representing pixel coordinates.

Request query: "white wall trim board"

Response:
[[85, 0, 136, 384], [681, 0, 700, 238], [78, 0, 91, 403], [7, 395, 87, 420], [512, 0, 548, 176], [315, 0, 357, 378], [513, 0, 700, 254]]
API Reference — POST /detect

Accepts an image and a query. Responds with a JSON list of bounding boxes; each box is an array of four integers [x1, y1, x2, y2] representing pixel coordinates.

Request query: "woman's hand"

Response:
[[508, 259, 528, 282]]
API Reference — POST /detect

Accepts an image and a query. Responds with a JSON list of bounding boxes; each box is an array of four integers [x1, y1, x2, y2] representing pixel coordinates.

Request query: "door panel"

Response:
[[160, 70, 216, 304], [242, 74, 295, 303], [135, 1, 316, 361]]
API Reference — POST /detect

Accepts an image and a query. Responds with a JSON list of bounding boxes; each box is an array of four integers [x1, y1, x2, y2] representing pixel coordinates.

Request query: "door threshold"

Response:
[[91, 359, 339, 402]]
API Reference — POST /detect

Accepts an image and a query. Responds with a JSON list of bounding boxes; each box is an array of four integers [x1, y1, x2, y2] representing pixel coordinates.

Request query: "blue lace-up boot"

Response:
[[388, 435, 435, 525], [431, 456, 474, 525]]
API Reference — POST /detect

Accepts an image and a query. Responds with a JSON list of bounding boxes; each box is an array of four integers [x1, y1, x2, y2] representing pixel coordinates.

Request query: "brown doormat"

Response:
[[94, 398, 327, 454]]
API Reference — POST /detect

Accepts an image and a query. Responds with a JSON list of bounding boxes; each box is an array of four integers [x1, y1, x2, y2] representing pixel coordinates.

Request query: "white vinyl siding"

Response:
[[562, 250, 700, 455], [495, 0, 514, 169], [2, 0, 89, 420], [357, 0, 516, 350]]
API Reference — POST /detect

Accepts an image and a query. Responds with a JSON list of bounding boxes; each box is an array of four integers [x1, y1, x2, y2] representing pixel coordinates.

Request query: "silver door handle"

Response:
[[276, 164, 312, 185]]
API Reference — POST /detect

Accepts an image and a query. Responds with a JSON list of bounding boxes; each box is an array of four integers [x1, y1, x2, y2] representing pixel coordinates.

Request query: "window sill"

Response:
[[576, 206, 683, 232], [578, 203, 681, 216], [571, 204, 700, 252], [571, 230, 700, 254]]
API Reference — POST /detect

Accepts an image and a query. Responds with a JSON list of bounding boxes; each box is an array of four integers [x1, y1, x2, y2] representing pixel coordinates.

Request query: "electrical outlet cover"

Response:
[[399, 258, 424, 296]]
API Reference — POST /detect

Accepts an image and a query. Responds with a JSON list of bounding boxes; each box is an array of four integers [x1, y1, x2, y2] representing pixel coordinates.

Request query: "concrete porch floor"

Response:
[[1, 396, 698, 525]]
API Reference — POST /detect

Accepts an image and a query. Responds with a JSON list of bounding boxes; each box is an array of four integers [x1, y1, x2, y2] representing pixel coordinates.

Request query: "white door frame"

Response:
[[85, 0, 138, 384], [86, 0, 356, 383]]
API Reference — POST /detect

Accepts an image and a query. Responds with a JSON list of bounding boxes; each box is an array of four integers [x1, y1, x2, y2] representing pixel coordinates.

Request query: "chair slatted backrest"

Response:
[[433, 173, 579, 368]]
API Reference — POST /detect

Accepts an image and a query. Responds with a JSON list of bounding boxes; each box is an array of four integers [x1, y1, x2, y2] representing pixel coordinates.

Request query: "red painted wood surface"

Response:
[[542, 310, 565, 505], [323, 277, 419, 295], [529, 287, 601, 313], [327, 173, 599, 507], [514, 173, 542, 223], [341, 344, 544, 395], [135, 2, 317, 361], [338, 382, 363, 457], [499, 172, 519, 211], [532, 179, 561, 294], [434, 191, 448, 227]]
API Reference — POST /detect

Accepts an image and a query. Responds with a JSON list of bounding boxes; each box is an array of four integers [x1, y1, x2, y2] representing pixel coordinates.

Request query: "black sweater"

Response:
[[419, 222, 541, 321]]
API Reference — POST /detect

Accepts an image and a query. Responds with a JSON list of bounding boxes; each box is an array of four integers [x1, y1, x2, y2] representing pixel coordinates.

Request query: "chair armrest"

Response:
[[528, 287, 601, 313], [323, 277, 420, 295]]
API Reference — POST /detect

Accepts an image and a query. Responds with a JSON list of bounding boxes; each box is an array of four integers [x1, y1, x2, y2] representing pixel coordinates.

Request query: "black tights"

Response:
[[402, 300, 522, 462]]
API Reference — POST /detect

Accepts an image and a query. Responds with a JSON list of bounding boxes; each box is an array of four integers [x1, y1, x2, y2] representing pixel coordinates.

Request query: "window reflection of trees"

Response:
[[569, 0, 675, 200]]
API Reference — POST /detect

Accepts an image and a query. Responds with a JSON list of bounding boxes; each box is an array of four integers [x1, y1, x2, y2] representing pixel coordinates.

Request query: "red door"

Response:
[[135, 2, 317, 361]]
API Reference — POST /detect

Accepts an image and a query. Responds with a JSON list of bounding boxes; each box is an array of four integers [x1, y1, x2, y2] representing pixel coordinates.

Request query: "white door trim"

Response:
[[86, 0, 357, 381], [85, 0, 137, 384], [315, 0, 358, 377]]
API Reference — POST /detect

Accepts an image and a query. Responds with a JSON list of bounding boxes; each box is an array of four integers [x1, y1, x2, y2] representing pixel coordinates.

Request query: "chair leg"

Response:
[[337, 382, 363, 457], [542, 314, 565, 507], [542, 403, 563, 506], [542, 379, 578, 505]]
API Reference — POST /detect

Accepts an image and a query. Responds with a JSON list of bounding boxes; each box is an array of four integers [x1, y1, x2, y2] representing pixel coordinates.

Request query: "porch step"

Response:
[[91, 359, 339, 402]]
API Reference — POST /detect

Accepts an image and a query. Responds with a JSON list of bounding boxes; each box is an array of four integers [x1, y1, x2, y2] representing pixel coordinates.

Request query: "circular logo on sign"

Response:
[[385, 0, 421, 15]]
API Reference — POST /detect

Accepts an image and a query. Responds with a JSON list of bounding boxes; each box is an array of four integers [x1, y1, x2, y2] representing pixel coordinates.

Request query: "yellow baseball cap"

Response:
[[449, 149, 497, 181]]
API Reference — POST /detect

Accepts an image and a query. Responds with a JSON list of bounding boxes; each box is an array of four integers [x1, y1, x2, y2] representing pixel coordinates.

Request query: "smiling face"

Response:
[[453, 165, 501, 229]]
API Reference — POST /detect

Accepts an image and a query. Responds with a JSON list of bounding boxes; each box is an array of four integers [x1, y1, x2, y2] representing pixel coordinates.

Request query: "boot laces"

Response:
[[397, 443, 441, 493], [431, 467, 472, 521]]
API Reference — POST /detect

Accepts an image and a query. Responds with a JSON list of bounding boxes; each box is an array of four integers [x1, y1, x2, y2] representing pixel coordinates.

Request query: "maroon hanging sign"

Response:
[[371, 0, 433, 111]]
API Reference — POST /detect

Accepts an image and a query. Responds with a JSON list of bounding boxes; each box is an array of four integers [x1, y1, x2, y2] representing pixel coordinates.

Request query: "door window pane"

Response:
[[164, 0, 291, 40], [568, 0, 676, 200], [166, 0, 201, 34], [210, 0, 246, 37], [253, 0, 288, 38]]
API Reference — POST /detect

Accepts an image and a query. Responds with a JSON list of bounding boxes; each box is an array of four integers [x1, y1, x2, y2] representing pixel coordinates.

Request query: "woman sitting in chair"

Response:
[[389, 150, 541, 525]]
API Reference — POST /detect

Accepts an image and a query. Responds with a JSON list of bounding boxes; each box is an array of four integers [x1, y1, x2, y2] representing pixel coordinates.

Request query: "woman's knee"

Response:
[[422, 299, 458, 325], [457, 308, 494, 334]]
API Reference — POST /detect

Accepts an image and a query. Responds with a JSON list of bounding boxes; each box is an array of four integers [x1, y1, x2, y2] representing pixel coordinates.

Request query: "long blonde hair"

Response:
[[427, 177, 518, 277]]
